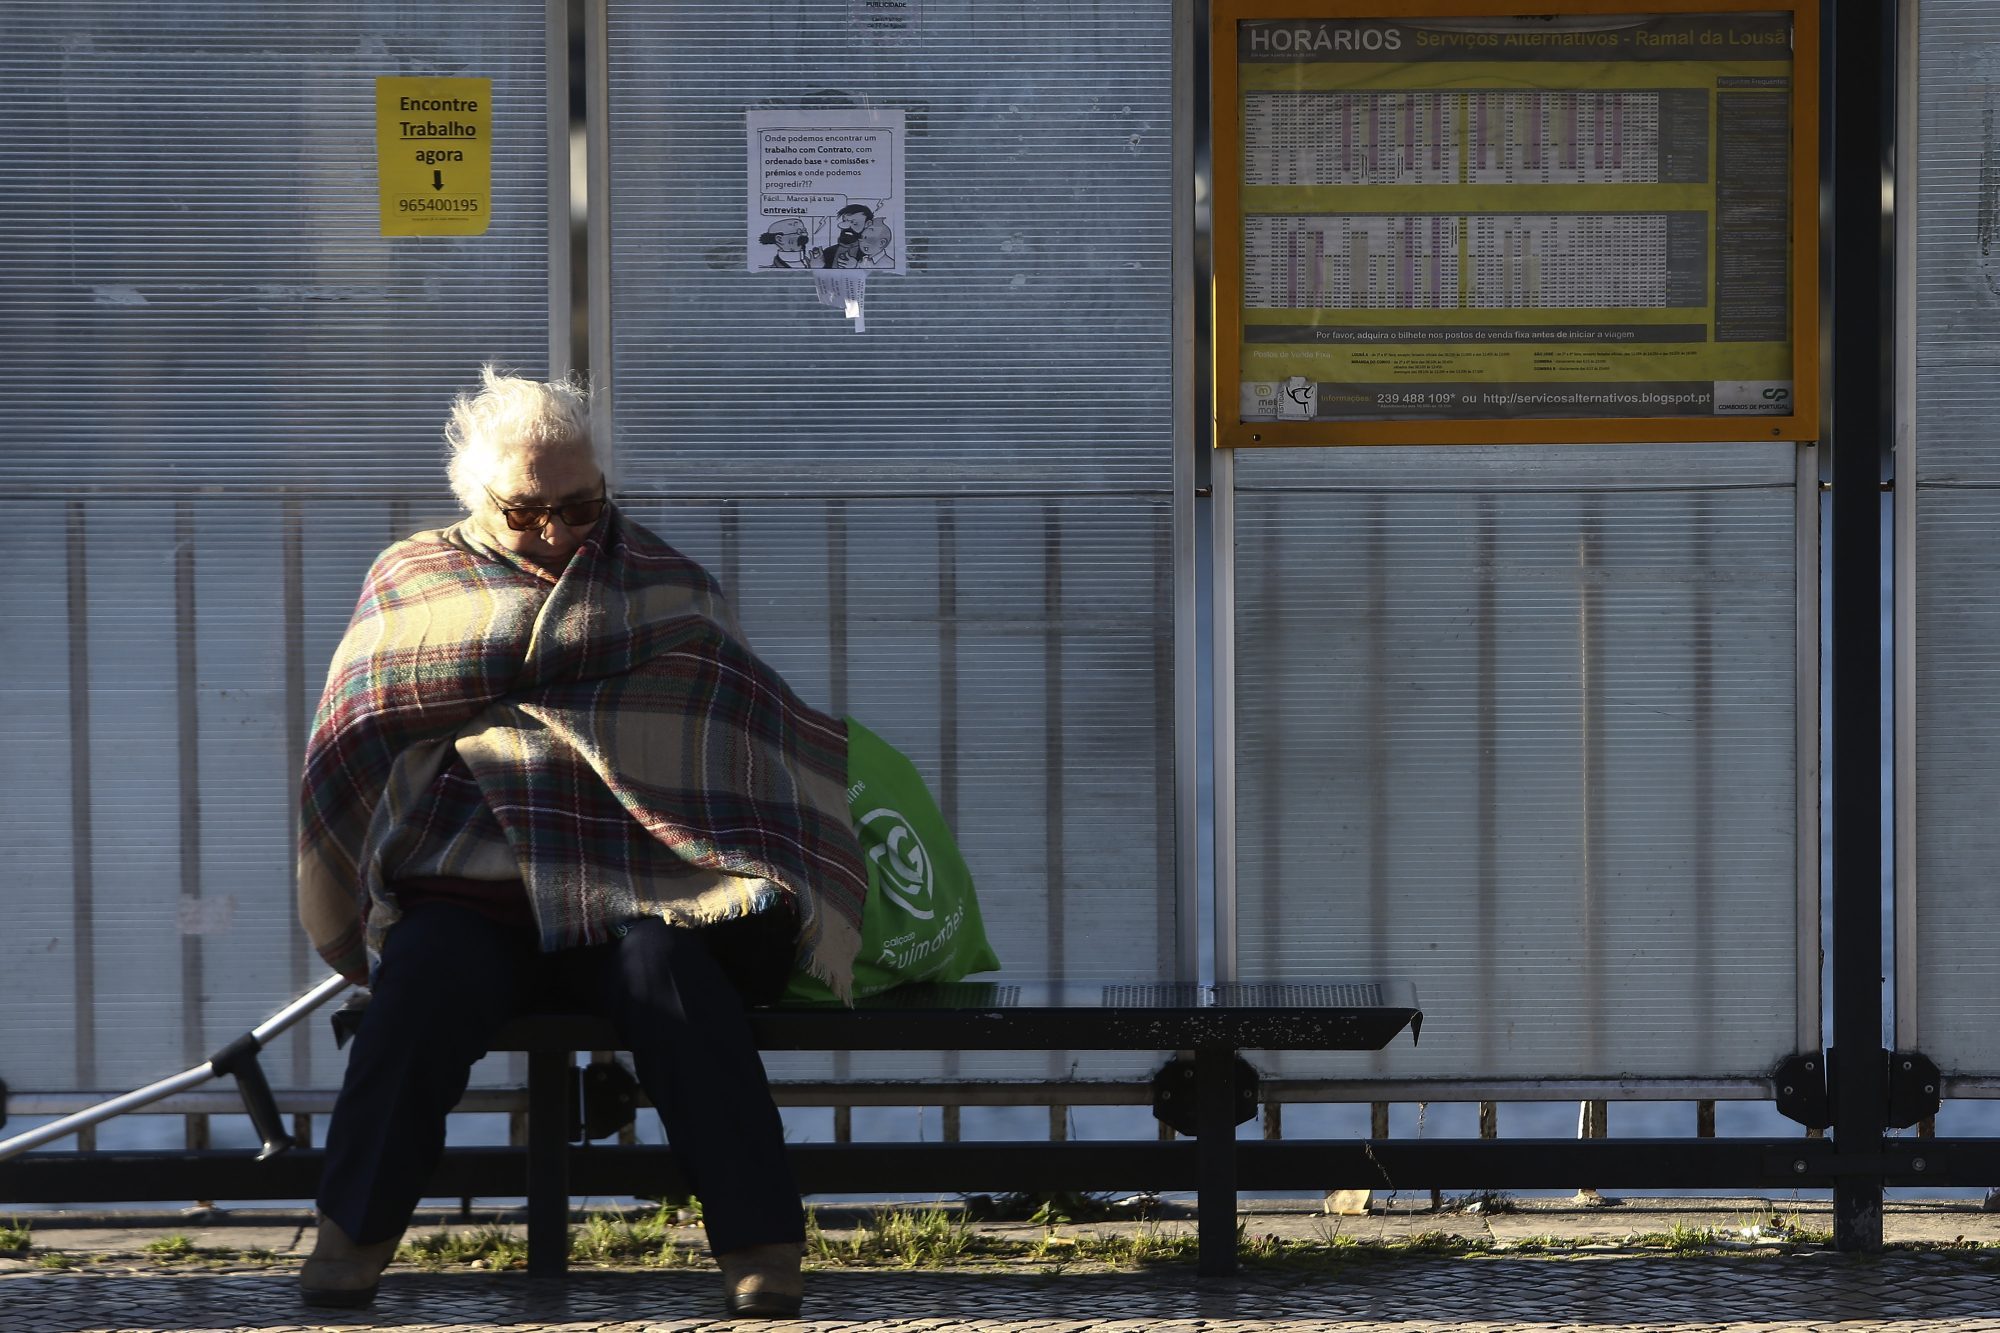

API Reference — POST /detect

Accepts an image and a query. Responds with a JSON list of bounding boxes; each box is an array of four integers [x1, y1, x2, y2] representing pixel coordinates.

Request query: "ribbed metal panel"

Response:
[[1233, 443, 1801, 1081], [605, 1, 1174, 497], [606, 2, 1178, 1080], [1913, 0, 2000, 1075], [0, 4, 555, 1094], [1, 3, 556, 494]]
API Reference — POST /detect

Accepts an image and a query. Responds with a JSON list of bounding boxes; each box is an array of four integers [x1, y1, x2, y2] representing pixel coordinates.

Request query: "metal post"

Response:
[[546, 0, 574, 378], [1365, 498, 1390, 1073], [1577, 506, 1606, 1073], [1889, 0, 1920, 1058], [939, 500, 962, 1135], [827, 499, 853, 1115], [1829, 0, 1893, 1254], [1044, 501, 1070, 1116], [65, 500, 95, 1089], [1211, 447, 1238, 984], [1692, 499, 1716, 1065], [584, 0, 613, 448], [527, 1050, 570, 1277], [1195, 1043, 1237, 1277], [1172, 0, 1202, 988], [174, 500, 204, 1069], [1475, 499, 1498, 1070], [283, 499, 309, 1087]]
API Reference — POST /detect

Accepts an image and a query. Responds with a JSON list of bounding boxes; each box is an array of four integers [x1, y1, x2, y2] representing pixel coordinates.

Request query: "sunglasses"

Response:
[[483, 484, 609, 533]]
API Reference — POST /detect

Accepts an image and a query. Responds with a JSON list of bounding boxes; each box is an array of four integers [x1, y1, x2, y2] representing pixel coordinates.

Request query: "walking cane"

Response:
[[0, 972, 351, 1163]]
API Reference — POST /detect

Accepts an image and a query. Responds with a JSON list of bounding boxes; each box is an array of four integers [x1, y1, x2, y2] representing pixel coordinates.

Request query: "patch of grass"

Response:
[[800, 1206, 1523, 1274], [143, 1234, 198, 1260], [810, 1206, 975, 1268], [0, 1218, 31, 1253], [1298, 1228, 1494, 1268], [398, 1225, 528, 1272], [1025, 1225, 1194, 1273], [1613, 1225, 1723, 1254], [569, 1207, 694, 1268], [1762, 1211, 1834, 1247], [638, 1192, 696, 1211], [1074, 1225, 1199, 1267], [35, 1252, 81, 1271], [1661, 1223, 1718, 1254], [1402, 1229, 1486, 1254], [1241, 1229, 1294, 1262], [1501, 1233, 1580, 1254]]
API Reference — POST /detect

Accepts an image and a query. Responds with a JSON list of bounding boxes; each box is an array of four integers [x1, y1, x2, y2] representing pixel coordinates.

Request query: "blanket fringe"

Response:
[[655, 875, 860, 1004]]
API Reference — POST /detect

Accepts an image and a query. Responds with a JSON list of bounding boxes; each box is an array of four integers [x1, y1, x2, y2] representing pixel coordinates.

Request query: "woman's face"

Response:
[[474, 440, 605, 571]]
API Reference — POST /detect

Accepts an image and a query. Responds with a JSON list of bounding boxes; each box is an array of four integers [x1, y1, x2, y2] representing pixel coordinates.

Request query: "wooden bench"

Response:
[[495, 980, 1422, 1276]]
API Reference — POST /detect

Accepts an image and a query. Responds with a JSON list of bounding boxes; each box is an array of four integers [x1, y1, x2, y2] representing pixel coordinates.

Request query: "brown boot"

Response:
[[717, 1241, 804, 1318], [299, 1215, 399, 1308]]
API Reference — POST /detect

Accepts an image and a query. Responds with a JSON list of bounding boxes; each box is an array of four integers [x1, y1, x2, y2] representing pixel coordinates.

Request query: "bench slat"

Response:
[[493, 979, 1420, 1053]]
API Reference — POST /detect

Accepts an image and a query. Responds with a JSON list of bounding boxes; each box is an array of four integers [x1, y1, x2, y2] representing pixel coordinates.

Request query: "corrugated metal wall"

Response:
[[0, 0, 1821, 1109], [603, 0, 1180, 1082], [1231, 443, 1806, 1082], [1912, 0, 2000, 1075], [0, 2, 558, 1094]]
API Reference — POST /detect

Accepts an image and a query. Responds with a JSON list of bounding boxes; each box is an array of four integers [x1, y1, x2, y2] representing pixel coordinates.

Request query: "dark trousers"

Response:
[[317, 901, 804, 1255]]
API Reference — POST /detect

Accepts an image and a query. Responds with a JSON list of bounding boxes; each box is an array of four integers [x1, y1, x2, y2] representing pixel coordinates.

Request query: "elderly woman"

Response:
[[296, 367, 864, 1317]]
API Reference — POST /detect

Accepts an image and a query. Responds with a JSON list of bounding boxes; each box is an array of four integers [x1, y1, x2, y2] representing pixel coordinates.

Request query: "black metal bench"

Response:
[[498, 980, 1421, 1276]]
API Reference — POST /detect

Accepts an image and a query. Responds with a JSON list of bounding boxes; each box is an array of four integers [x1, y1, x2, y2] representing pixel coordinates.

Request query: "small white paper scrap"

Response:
[[814, 270, 868, 332]]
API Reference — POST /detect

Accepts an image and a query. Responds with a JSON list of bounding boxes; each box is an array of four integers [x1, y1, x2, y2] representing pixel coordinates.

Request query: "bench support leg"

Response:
[[527, 1050, 570, 1278], [1195, 1043, 1237, 1277]]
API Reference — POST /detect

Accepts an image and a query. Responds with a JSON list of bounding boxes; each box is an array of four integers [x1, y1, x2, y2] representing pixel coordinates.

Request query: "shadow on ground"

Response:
[[6, 1252, 2000, 1332]]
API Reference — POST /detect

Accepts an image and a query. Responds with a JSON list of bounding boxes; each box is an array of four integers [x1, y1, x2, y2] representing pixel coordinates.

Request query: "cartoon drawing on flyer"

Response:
[[819, 204, 895, 269], [756, 217, 817, 268], [746, 108, 907, 277]]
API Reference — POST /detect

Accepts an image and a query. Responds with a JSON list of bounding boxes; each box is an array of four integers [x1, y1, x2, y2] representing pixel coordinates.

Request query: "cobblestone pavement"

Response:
[[6, 1253, 2000, 1333]]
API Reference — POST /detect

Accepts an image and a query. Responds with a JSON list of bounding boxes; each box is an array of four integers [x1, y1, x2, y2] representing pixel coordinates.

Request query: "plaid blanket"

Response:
[[297, 509, 865, 997]]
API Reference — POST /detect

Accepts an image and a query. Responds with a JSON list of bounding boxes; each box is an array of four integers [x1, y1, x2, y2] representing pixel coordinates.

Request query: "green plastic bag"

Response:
[[784, 718, 1001, 1002]]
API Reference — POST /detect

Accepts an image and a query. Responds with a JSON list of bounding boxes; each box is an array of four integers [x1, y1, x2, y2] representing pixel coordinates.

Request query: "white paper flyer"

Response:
[[747, 108, 906, 277]]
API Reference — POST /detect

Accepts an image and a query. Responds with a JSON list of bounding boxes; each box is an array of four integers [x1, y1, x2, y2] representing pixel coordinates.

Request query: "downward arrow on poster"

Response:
[[432, 170, 444, 191]]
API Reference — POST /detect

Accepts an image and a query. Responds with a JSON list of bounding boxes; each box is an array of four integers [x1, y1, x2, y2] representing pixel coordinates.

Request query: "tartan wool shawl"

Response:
[[297, 509, 865, 996]]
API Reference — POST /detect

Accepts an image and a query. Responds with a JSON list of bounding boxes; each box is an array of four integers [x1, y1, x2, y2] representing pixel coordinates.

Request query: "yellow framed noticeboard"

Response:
[[1212, 0, 1818, 446]]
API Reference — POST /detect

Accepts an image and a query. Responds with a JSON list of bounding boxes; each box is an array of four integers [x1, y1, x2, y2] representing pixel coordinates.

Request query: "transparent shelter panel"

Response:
[[605, 0, 1174, 496], [1911, 0, 2000, 1075], [607, 0, 1179, 1090], [2, 3, 557, 496], [0, 498, 497, 1095], [629, 497, 1177, 1087], [1913, 487, 2000, 1073], [0, 3, 557, 1096], [1911, 0, 2000, 488], [1233, 444, 1800, 1082]]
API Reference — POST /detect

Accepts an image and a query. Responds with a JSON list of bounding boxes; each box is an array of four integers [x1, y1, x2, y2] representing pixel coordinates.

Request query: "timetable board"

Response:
[[1212, 1, 1818, 447]]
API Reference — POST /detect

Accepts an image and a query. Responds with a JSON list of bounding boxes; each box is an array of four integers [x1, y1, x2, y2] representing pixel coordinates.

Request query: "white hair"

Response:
[[443, 364, 604, 513]]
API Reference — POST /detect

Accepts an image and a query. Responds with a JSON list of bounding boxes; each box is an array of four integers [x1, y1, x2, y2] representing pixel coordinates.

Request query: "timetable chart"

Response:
[[1244, 90, 1460, 186], [1467, 91, 1661, 185], [1225, 12, 1800, 434], [1243, 215, 1459, 309], [1466, 213, 1707, 309]]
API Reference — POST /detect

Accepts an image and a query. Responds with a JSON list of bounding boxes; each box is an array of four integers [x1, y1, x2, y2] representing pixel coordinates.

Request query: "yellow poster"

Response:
[[1213, 3, 1817, 446], [375, 77, 491, 237]]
